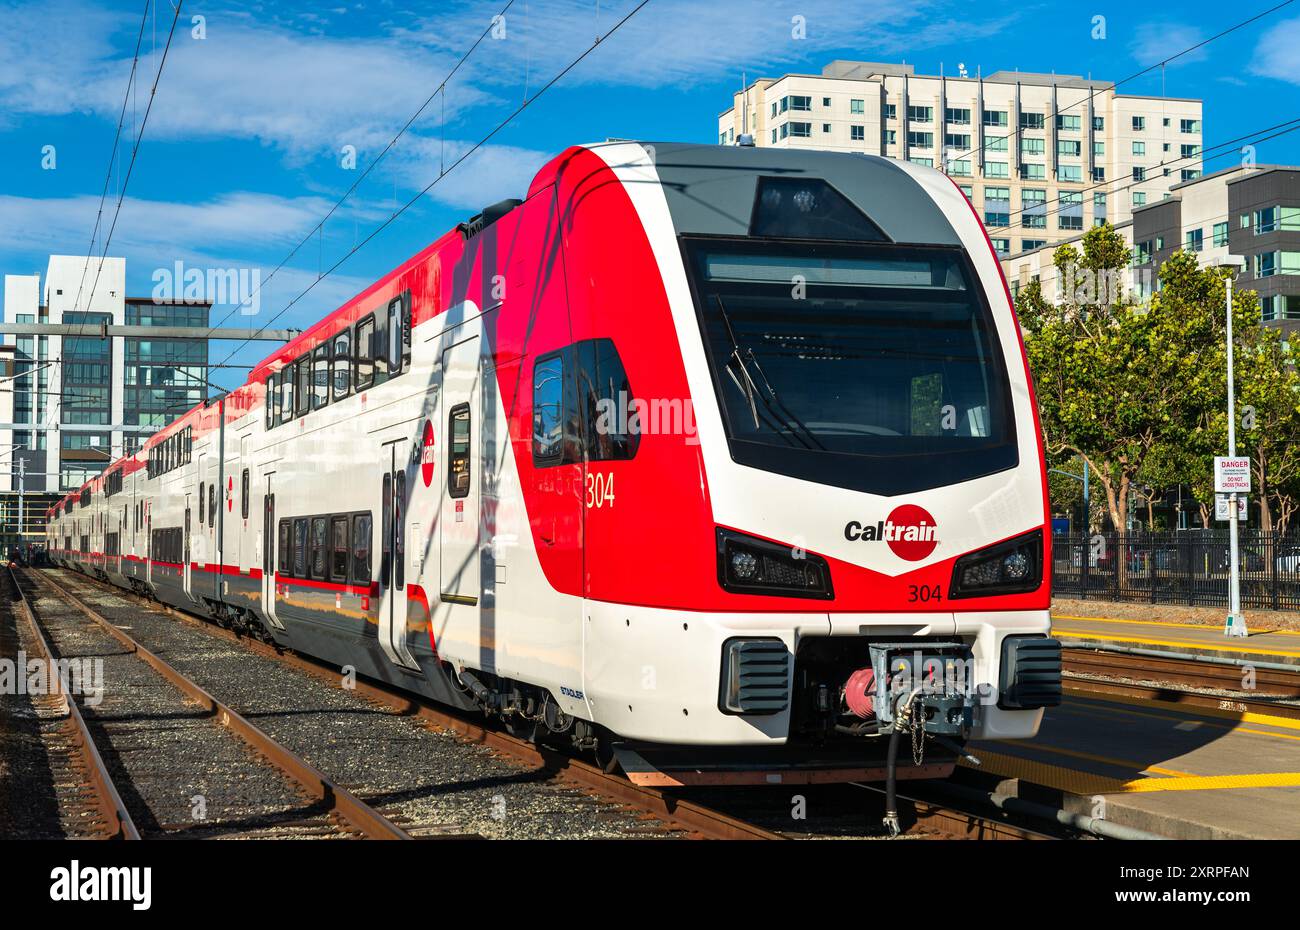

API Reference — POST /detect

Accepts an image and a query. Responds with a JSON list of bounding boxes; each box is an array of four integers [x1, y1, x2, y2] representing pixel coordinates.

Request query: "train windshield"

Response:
[[683, 238, 1018, 496]]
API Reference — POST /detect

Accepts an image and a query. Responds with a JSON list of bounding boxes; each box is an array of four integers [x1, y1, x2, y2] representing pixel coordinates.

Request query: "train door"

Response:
[[183, 501, 192, 598], [262, 477, 283, 630], [378, 443, 416, 669], [439, 333, 481, 610]]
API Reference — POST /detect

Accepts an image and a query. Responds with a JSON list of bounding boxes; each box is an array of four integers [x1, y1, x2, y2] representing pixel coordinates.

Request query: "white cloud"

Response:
[[1250, 17, 1300, 84], [1128, 22, 1209, 69]]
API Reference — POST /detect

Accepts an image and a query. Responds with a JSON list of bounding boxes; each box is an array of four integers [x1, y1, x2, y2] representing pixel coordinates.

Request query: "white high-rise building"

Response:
[[717, 61, 1204, 257]]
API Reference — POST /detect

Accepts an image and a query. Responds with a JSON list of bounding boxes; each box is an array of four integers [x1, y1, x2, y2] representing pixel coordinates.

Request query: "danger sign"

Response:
[[1214, 457, 1251, 493]]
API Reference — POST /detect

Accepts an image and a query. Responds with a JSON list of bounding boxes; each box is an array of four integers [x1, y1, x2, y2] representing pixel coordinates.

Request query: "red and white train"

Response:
[[47, 141, 1059, 786]]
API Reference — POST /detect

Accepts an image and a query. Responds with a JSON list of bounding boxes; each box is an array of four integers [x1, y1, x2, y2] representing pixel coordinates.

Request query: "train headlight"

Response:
[[949, 529, 1043, 599], [716, 528, 833, 600]]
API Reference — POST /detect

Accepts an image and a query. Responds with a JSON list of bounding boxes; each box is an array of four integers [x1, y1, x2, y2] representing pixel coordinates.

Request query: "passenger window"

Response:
[[448, 405, 471, 498], [266, 376, 276, 429], [532, 353, 566, 465], [280, 366, 295, 421], [351, 513, 372, 584], [295, 355, 311, 417], [199, 482, 205, 524], [575, 338, 640, 461], [312, 345, 330, 410], [330, 516, 350, 581], [386, 297, 403, 374], [208, 483, 216, 528], [354, 316, 375, 389], [241, 469, 250, 519], [310, 517, 327, 579], [278, 520, 291, 574], [293, 518, 308, 577], [332, 331, 351, 400]]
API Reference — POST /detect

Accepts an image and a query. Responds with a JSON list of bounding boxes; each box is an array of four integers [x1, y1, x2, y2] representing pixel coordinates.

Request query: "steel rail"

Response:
[[6, 567, 140, 840], [21, 568, 413, 840], [48, 569, 782, 840]]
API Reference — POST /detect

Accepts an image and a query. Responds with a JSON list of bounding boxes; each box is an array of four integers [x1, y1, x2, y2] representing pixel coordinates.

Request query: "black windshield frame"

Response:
[[680, 234, 1019, 496]]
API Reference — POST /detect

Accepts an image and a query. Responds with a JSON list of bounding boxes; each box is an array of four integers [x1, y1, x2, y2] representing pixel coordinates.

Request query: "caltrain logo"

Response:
[[421, 419, 436, 487], [844, 505, 939, 561]]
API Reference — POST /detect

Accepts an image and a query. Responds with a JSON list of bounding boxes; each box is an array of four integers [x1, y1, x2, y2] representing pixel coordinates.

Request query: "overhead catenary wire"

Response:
[[211, 0, 652, 376]]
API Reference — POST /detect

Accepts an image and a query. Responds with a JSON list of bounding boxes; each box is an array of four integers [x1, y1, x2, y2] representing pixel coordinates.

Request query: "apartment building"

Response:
[[2, 255, 211, 493], [1003, 165, 1300, 342], [717, 60, 1203, 256]]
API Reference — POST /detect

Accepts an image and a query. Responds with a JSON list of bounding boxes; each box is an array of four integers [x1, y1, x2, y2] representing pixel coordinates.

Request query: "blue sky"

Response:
[[3, 0, 1299, 391]]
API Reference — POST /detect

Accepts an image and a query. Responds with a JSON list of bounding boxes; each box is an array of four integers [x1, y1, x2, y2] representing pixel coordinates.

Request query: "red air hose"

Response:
[[845, 666, 876, 719]]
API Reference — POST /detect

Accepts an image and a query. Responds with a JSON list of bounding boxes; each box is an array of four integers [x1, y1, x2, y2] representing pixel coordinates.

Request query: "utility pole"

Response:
[[1225, 274, 1247, 637], [17, 457, 24, 550]]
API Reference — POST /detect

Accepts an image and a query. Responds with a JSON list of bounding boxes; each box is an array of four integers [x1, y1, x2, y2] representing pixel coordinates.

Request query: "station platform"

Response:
[[964, 690, 1300, 838], [1051, 611, 1300, 667]]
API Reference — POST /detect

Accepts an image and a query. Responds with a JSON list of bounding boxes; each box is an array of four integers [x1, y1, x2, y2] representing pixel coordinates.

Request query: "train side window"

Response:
[[448, 404, 471, 498], [351, 512, 372, 585], [311, 344, 330, 410], [394, 471, 405, 590], [199, 482, 205, 524], [532, 352, 566, 466], [354, 316, 376, 390], [381, 472, 392, 587], [310, 517, 328, 580], [280, 366, 295, 422], [293, 518, 308, 578], [295, 354, 311, 417], [241, 469, 250, 519], [386, 296, 403, 375], [332, 330, 351, 400], [266, 376, 277, 429], [330, 515, 350, 582], [208, 483, 216, 528], [278, 520, 291, 575], [575, 338, 640, 461]]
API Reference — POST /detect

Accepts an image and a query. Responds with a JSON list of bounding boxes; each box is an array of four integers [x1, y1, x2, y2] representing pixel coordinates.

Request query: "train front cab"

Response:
[[557, 142, 1060, 780]]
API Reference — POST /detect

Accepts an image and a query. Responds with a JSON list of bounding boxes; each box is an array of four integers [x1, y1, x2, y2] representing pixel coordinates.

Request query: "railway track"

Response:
[[10, 567, 423, 839], [40, 567, 1045, 841], [1063, 645, 1300, 719]]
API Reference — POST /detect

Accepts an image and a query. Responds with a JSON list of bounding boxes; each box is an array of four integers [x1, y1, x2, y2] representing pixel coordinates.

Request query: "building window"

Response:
[[986, 136, 1008, 153], [984, 187, 1010, 227], [822, 123, 832, 133], [1180, 144, 1199, 158], [944, 107, 970, 125], [771, 128, 777, 144], [1021, 138, 1045, 156], [1060, 192, 1083, 230], [1092, 167, 1106, 182], [1022, 188, 1047, 229], [822, 97, 831, 107], [947, 159, 971, 176], [1132, 166, 1146, 182], [884, 130, 896, 145], [1256, 252, 1277, 277], [1092, 141, 1105, 157], [1132, 141, 1145, 155], [787, 95, 811, 111], [1133, 192, 1147, 207], [1056, 114, 1080, 132], [1022, 239, 1048, 251], [1180, 119, 1201, 133], [985, 161, 1009, 179], [1184, 229, 1203, 252], [1181, 169, 1200, 182], [850, 98, 864, 114], [1255, 207, 1278, 234], [1212, 221, 1230, 247], [1019, 112, 1045, 131], [990, 238, 1011, 255], [958, 185, 974, 200], [1261, 294, 1277, 322], [1092, 116, 1105, 131], [1020, 163, 1046, 180], [1058, 139, 1082, 158], [788, 121, 812, 138], [907, 105, 933, 122], [909, 157, 933, 167], [1059, 165, 1082, 183], [982, 109, 1008, 127], [851, 125, 864, 141], [1132, 116, 1145, 131], [944, 133, 970, 150], [884, 103, 896, 120], [907, 131, 934, 148]]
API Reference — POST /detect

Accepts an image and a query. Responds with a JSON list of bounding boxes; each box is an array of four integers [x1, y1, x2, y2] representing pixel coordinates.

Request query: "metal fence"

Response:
[[1051, 531, 1300, 611]]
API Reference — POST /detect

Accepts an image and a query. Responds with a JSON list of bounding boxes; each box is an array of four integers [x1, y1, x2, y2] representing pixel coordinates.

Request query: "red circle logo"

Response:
[[885, 504, 939, 561], [420, 419, 436, 487]]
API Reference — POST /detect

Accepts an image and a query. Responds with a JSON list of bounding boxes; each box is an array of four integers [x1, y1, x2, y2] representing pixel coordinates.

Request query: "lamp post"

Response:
[[1219, 263, 1248, 638]]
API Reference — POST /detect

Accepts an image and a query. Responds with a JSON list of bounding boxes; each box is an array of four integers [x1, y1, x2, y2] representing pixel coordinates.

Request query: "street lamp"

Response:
[[1216, 259, 1248, 638]]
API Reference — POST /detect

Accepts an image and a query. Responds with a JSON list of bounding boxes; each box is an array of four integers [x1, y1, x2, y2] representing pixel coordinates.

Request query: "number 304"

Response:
[[908, 584, 941, 603], [586, 472, 615, 509]]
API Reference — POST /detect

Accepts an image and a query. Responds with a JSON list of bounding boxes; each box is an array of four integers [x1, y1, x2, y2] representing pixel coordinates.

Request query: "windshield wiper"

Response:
[[713, 295, 824, 451]]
